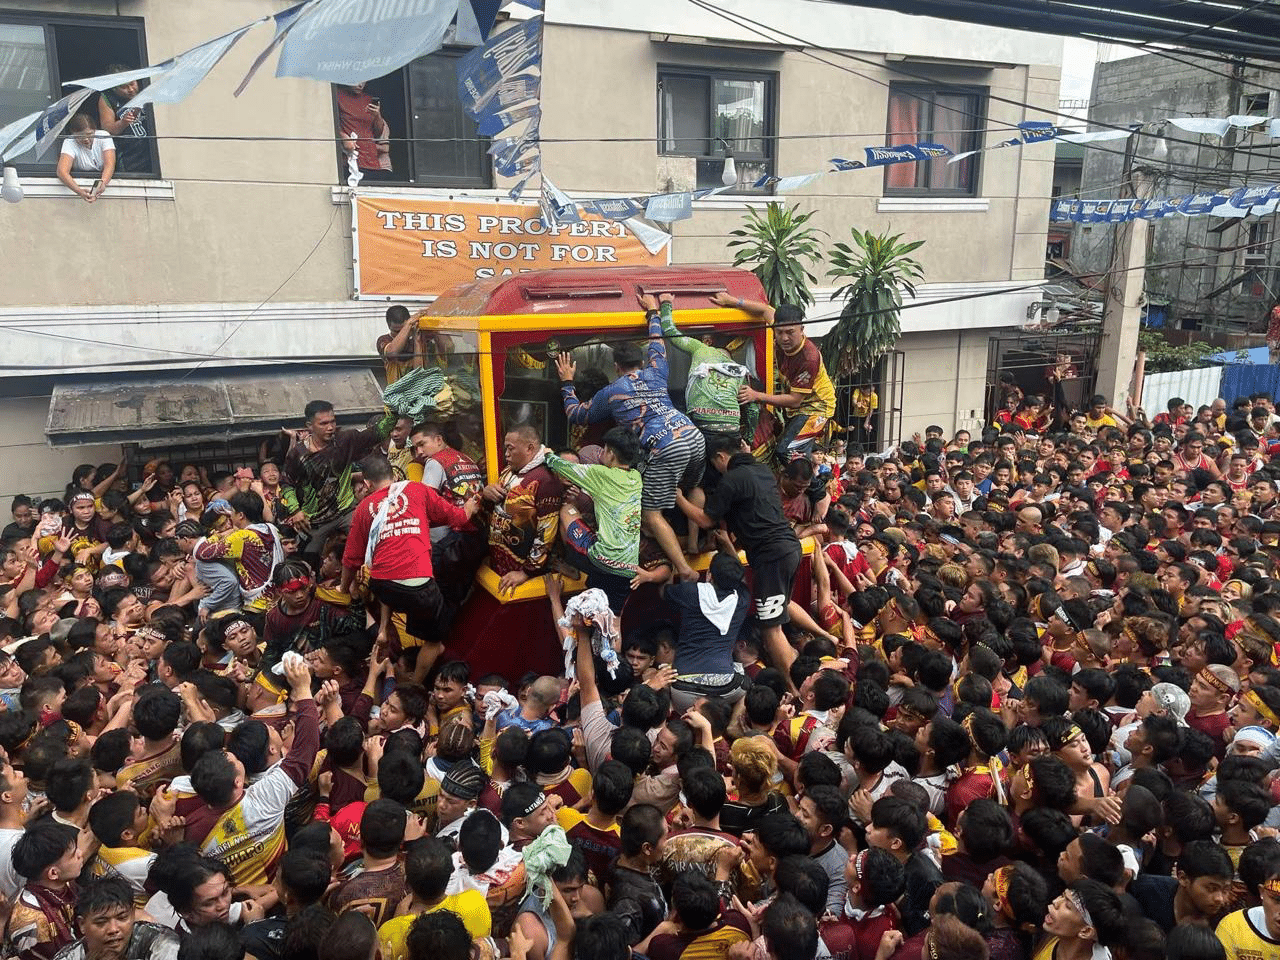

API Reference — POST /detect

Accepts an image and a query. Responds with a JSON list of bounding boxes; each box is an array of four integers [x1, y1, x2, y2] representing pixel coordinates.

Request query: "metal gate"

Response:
[[833, 349, 905, 453], [983, 328, 1101, 425]]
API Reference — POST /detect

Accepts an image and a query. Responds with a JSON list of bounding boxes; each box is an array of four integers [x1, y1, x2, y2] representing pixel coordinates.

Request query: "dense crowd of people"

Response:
[[0, 292, 1279, 960]]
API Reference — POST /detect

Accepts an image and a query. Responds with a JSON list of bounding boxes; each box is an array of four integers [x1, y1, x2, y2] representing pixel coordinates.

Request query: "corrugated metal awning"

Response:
[[46, 367, 385, 448]]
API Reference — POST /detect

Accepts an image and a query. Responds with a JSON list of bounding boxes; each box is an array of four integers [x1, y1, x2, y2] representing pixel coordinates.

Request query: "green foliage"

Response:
[[726, 203, 823, 309], [822, 228, 925, 377], [1137, 330, 1216, 373]]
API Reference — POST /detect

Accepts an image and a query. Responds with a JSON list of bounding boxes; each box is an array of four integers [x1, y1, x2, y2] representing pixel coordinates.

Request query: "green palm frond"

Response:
[[725, 203, 824, 308], [821, 227, 925, 377]]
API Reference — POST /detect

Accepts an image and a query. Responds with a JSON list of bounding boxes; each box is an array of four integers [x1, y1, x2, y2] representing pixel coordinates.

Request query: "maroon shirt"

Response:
[[1188, 709, 1231, 758]]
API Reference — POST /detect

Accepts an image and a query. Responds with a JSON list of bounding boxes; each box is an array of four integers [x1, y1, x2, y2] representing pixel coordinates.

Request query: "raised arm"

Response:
[[639, 293, 669, 376], [556, 353, 617, 426], [712, 291, 776, 322], [658, 299, 702, 355], [93, 451, 129, 499]]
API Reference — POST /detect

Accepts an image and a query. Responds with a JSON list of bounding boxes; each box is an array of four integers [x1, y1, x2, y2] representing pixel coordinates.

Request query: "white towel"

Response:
[[696, 582, 739, 635]]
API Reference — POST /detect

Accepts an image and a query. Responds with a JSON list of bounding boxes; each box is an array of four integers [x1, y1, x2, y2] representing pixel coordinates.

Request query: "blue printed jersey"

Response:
[[561, 313, 697, 450]]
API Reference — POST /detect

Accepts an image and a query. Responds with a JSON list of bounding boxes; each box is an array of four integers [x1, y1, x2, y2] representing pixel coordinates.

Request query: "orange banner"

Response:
[[352, 194, 668, 299]]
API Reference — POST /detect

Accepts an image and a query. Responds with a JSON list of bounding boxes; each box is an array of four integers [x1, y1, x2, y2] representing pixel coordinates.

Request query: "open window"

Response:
[[331, 48, 491, 188], [0, 12, 156, 175], [658, 67, 776, 194]]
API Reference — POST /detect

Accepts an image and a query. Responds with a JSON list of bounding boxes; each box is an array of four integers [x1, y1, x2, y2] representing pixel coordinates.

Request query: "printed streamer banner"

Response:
[[457, 13, 545, 202], [1050, 182, 1280, 223], [558, 142, 956, 226], [66, 65, 166, 92], [274, 0, 463, 85], [234, 1, 313, 96], [351, 194, 667, 299], [2, 88, 95, 161], [0, 110, 40, 162], [125, 23, 261, 108]]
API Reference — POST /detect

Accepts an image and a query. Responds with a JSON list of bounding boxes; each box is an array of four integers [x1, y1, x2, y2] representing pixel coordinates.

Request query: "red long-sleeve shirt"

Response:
[[343, 482, 469, 581]]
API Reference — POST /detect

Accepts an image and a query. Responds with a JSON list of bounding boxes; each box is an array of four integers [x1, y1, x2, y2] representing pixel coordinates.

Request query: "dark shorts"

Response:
[[750, 543, 802, 627], [369, 577, 446, 645], [561, 535, 634, 613], [564, 518, 597, 556]]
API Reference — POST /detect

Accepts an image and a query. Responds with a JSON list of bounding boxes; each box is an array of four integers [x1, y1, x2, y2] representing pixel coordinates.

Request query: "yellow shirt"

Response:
[[1033, 938, 1059, 960], [1086, 413, 1119, 430], [364, 776, 441, 828], [377, 891, 493, 960], [1217, 907, 1280, 960]]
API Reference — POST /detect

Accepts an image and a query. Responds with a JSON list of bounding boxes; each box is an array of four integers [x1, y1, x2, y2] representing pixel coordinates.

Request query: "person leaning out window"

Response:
[[57, 114, 115, 203]]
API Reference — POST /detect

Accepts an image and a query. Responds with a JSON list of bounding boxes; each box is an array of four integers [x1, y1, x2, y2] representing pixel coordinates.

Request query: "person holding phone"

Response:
[[97, 67, 153, 173], [56, 114, 115, 204], [334, 82, 392, 174]]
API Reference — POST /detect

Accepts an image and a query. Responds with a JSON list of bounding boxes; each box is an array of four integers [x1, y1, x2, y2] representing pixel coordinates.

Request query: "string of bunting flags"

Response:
[[4, 0, 1280, 240], [536, 122, 1136, 235], [0, 0, 513, 162], [1051, 184, 1280, 224]]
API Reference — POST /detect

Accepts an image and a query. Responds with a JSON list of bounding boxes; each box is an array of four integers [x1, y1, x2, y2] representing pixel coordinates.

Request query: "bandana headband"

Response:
[[852, 849, 869, 882], [1066, 888, 1094, 928], [992, 864, 1015, 916], [280, 576, 312, 592], [1246, 689, 1280, 728], [1263, 876, 1280, 897], [516, 792, 546, 819], [1198, 668, 1234, 696], [68, 492, 95, 505]]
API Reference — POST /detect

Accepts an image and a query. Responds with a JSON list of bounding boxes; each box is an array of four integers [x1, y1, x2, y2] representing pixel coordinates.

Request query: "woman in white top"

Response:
[[56, 113, 115, 203]]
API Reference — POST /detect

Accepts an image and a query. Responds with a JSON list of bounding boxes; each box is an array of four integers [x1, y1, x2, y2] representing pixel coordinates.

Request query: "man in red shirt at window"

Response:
[[341, 454, 480, 674]]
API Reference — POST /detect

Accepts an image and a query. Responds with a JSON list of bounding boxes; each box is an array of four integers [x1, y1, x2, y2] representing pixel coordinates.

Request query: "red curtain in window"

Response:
[[929, 94, 973, 191], [886, 91, 919, 189]]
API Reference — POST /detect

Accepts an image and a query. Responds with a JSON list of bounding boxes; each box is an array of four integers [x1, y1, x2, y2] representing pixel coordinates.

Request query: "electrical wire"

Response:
[[685, 0, 1280, 170], [180, 203, 341, 377], [5, 231, 1279, 373]]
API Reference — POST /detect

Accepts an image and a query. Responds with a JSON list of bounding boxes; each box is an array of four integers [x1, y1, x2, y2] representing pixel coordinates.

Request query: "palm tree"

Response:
[[822, 228, 925, 377], [726, 203, 823, 309]]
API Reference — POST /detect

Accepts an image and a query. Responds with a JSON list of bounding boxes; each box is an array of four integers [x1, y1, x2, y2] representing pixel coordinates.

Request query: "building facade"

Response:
[[0, 0, 1061, 498], [1076, 53, 1280, 336]]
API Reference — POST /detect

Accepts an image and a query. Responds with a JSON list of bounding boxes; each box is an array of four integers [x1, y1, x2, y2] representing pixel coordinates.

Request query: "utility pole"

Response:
[[1095, 131, 1153, 410]]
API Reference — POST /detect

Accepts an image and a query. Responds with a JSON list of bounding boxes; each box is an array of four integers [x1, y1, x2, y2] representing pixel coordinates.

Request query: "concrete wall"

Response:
[[1, 0, 1058, 323], [0, 396, 121, 501], [539, 28, 1057, 283], [897, 329, 993, 438], [2, 0, 351, 311], [1076, 54, 1280, 329]]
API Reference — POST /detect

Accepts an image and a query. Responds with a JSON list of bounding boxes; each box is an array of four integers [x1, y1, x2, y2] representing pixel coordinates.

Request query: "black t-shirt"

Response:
[[1128, 874, 1178, 931], [665, 582, 750, 675], [719, 791, 787, 838], [99, 88, 152, 173], [704, 457, 800, 561], [239, 917, 286, 960]]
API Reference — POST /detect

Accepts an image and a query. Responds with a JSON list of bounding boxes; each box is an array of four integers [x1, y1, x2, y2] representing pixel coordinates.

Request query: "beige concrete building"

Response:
[[0, 0, 1060, 498]]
